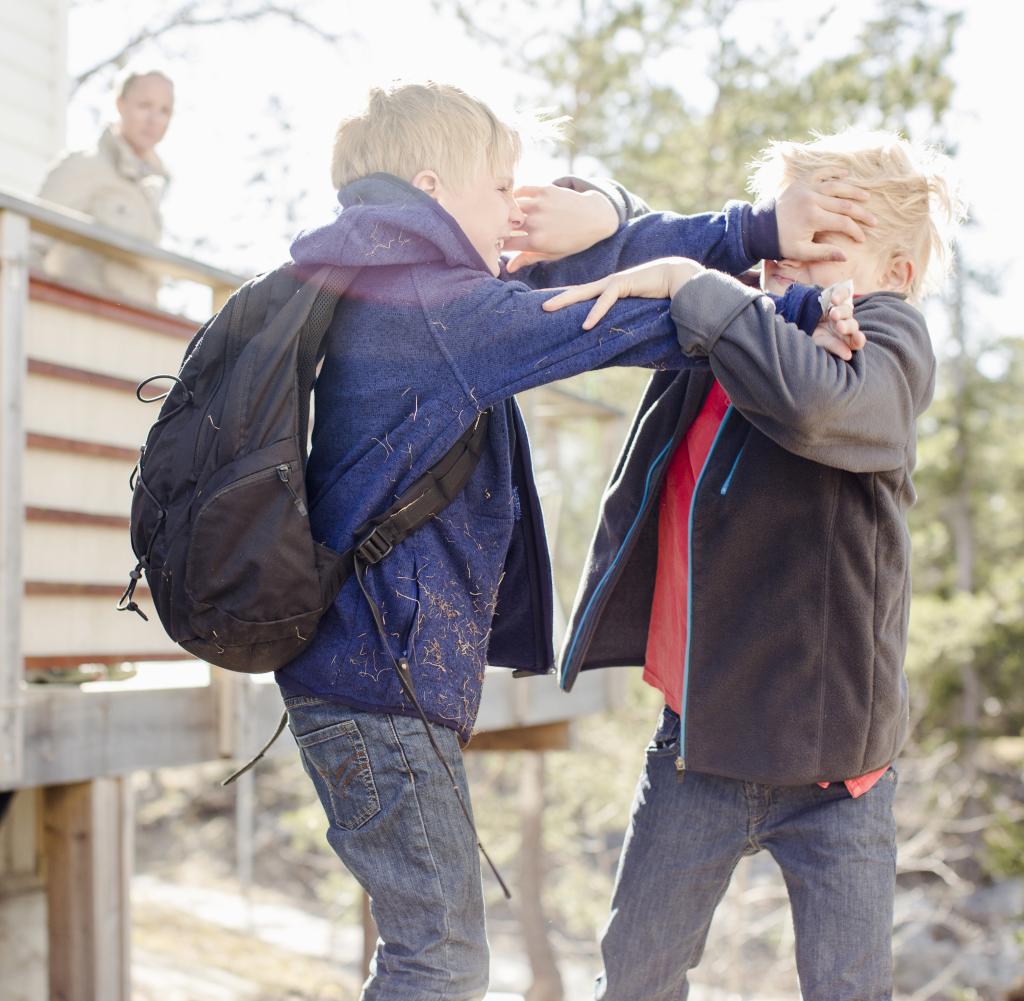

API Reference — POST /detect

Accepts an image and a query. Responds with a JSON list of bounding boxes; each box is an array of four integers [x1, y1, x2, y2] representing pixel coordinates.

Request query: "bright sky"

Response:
[[66, 0, 1020, 340]]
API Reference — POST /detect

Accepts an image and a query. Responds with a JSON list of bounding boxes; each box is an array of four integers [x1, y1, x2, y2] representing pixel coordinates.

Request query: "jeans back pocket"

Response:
[[294, 718, 381, 831]]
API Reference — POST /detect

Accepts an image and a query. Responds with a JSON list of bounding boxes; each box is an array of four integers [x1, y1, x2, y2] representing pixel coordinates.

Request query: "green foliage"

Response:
[[983, 806, 1024, 879], [908, 328, 1024, 740], [450, 0, 961, 209]]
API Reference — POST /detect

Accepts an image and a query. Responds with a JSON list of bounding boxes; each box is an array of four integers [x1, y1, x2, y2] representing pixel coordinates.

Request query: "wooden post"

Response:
[[361, 890, 377, 979], [0, 789, 47, 1001], [211, 281, 235, 313], [519, 752, 563, 1001], [214, 671, 252, 763], [235, 769, 255, 891], [43, 778, 133, 1001], [0, 208, 29, 788]]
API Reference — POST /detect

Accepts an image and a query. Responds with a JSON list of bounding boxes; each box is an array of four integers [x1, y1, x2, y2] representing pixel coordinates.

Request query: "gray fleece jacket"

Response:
[[559, 270, 936, 785]]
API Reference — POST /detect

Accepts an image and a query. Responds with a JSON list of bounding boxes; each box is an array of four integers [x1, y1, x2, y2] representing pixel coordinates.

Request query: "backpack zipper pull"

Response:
[[675, 755, 686, 783], [276, 464, 308, 516]]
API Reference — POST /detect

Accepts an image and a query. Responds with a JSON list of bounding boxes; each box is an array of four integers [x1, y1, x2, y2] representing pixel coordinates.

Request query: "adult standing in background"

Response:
[[31, 69, 173, 687], [37, 68, 174, 305]]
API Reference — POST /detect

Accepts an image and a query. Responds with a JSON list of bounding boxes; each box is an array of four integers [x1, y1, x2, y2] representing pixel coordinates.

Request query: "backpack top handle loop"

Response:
[[137, 374, 190, 404], [136, 374, 194, 422]]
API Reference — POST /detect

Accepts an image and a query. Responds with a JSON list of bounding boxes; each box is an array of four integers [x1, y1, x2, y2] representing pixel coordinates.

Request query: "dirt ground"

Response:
[[134, 899, 358, 1001]]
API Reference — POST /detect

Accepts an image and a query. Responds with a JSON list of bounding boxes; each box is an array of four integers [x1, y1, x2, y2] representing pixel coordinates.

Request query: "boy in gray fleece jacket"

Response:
[[540, 130, 963, 1001]]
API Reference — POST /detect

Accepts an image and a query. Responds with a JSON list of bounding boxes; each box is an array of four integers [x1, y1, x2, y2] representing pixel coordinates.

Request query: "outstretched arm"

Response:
[[670, 272, 934, 472], [505, 174, 876, 285], [420, 269, 710, 413], [541, 261, 919, 472]]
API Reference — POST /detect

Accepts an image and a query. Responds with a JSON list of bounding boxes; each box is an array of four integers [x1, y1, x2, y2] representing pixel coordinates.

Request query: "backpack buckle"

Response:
[[356, 526, 393, 565]]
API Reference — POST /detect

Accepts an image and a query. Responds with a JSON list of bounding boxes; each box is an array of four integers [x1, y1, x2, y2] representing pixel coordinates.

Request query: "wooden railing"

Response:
[[0, 189, 243, 793]]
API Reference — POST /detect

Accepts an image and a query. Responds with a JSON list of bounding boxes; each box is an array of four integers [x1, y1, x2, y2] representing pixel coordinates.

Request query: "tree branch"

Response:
[[72, 1, 346, 93]]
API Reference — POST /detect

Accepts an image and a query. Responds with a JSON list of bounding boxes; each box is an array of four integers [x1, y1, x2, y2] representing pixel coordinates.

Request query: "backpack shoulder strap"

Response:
[[293, 266, 360, 455], [352, 407, 491, 565]]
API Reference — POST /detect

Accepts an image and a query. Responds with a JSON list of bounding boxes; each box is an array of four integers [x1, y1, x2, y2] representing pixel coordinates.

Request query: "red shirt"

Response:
[[643, 380, 886, 799]]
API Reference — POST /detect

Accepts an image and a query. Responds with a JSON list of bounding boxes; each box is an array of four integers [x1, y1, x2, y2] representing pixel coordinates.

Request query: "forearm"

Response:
[[552, 175, 652, 222], [553, 176, 780, 257], [446, 281, 701, 410], [671, 271, 930, 472], [765, 284, 825, 336], [516, 202, 761, 290]]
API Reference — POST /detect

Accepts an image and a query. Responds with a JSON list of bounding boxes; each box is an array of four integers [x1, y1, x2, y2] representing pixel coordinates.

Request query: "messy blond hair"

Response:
[[748, 129, 966, 299], [330, 81, 523, 192]]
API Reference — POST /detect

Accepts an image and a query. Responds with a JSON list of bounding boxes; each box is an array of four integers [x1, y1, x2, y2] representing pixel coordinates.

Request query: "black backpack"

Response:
[[120, 262, 506, 895], [120, 263, 489, 675]]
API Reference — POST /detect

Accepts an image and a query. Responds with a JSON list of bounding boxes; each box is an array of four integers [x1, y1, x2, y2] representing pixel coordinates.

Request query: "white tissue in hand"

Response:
[[819, 278, 854, 331]]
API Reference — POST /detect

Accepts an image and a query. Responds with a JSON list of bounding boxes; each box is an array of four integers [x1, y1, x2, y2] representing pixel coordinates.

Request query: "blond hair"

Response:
[[748, 129, 965, 298], [330, 81, 523, 192]]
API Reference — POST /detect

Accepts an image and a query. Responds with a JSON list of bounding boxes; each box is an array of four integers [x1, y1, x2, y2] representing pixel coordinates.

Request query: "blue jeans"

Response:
[[595, 706, 897, 1001], [284, 695, 489, 1001]]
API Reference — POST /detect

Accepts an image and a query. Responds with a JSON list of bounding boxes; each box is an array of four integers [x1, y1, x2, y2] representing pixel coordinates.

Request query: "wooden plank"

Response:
[[211, 672, 270, 763], [0, 190, 245, 290], [0, 63, 52, 116], [43, 778, 132, 1001], [26, 432, 139, 463], [468, 720, 571, 752], [0, 786, 47, 1001], [11, 670, 609, 787], [23, 650, 186, 667], [22, 519, 132, 589], [0, 144, 52, 200], [25, 507, 130, 529], [474, 664, 613, 731], [29, 281, 196, 342], [0, 207, 29, 787], [27, 357, 138, 393], [22, 593, 181, 658], [24, 373, 151, 450], [0, 787, 41, 886], [21, 515, 132, 583], [24, 653, 188, 670], [23, 522, 135, 586], [361, 891, 377, 978], [24, 582, 147, 599], [0, 82, 55, 151], [0, 0, 60, 48], [13, 683, 288, 788], [24, 449, 136, 516]]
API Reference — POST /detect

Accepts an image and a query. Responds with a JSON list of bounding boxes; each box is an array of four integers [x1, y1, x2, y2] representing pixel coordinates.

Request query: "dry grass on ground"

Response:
[[134, 901, 359, 1001]]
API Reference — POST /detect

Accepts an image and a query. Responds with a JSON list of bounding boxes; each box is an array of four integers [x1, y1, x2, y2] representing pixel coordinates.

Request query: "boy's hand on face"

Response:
[[776, 173, 876, 264], [505, 185, 619, 273], [812, 283, 865, 360], [541, 257, 704, 330]]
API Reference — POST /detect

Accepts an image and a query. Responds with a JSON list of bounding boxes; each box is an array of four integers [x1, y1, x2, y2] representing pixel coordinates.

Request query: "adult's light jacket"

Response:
[[37, 125, 169, 304]]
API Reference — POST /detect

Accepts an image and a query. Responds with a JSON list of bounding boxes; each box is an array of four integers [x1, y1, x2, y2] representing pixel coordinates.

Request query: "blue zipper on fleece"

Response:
[[560, 437, 677, 688], [678, 405, 734, 770], [720, 439, 747, 495]]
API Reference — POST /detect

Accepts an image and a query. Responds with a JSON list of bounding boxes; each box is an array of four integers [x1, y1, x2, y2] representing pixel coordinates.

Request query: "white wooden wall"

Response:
[[0, 0, 68, 196], [21, 282, 189, 667]]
